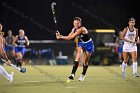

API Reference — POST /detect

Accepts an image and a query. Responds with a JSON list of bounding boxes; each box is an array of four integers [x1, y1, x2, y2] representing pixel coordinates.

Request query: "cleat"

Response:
[[8, 72, 14, 83], [119, 65, 122, 68], [68, 74, 74, 80], [122, 72, 126, 78], [78, 74, 86, 81], [133, 73, 139, 78]]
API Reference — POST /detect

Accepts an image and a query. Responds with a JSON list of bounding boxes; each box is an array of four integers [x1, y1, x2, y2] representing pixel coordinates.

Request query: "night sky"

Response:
[[0, 0, 139, 40]]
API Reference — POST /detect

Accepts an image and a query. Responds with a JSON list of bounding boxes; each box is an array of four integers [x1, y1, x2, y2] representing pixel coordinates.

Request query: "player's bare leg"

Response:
[[118, 52, 123, 67], [68, 47, 82, 80], [79, 51, 91, 81], [131, 51, 139, 77], [0, 65, 14, 83], [122, 52, 128, 78], [16, 53, 23, 68]]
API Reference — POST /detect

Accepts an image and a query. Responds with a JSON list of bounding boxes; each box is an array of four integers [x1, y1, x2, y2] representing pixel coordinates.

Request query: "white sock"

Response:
[[122, 62, 127, 73], [133, 62, 137, 74], [71, 74, 75, 77], [0, 65, 10, 80]]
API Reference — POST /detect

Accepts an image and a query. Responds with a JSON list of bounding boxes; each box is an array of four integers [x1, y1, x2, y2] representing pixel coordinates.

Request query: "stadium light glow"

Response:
[[95, 29, 115, 33]]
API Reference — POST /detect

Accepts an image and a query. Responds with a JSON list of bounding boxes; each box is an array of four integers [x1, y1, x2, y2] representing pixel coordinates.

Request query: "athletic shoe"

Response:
[[68, 74, 74, 80], [122, 72, 126, 78], [8, 72, 14, 83], [119, 64, 122, 68], [78, 74, 86, 81], [133, 73, 139, 78]]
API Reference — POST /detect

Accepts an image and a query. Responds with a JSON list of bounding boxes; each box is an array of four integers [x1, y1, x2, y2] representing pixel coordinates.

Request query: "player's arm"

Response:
[[115, 37, 119, 46], [12, 36, 18, 46], [25, 36, 29, 46], [136, 29, 139, 41], [5, 36, 8, 45], [135, 29, 140, 44], [12, 36, 15, 42], [68, 28, 75, 36], [115, 36, 119, 43], [0, 37, 11, 65], [3, 37, 6, 45], [5, 36, 10, 46], [58, 29, 82, 40], [56, 28, 74, 40]]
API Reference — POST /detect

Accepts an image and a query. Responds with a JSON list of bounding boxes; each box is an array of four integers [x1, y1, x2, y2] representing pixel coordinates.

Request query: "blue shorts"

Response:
[[15, 47, 25, 55], [5, 45, 15, 51], [118, 46, 123, 53], [78, 39, 94, 53]]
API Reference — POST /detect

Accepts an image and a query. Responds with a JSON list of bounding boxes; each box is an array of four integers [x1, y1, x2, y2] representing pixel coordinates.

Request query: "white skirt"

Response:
[[123, 43, 137, 52]]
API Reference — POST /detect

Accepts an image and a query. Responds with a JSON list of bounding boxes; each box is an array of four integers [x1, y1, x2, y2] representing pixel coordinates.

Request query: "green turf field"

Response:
[[0, 65, 140, 93]]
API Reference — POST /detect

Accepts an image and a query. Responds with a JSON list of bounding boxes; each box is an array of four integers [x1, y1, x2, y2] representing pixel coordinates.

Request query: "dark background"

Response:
[[0, 0, 139, 40]]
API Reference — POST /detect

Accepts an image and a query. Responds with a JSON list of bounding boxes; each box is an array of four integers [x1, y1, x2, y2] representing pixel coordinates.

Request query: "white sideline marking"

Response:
[[66, 87, 76, 89], [24, 81, 40, 83]]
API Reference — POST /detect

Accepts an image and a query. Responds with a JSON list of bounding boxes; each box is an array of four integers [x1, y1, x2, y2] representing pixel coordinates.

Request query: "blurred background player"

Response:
[[5, 30, 15, 63], [115, 31, 124, 67], [56, 17, 94, 81], [122, 17, 139, 78], [13, 29, 29, 68], [0, 23, 14, 83]]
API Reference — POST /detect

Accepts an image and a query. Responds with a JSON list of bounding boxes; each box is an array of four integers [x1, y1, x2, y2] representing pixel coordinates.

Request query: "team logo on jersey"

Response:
[[128, 34, 135, 37]]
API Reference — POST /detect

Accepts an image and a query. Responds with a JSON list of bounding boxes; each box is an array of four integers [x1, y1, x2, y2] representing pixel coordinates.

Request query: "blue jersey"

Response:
[[6, 36, 13, 45], [16, 36, 26, 47], [118, 38, 123, 53], [5, 36, 15, 51], [74, 27, 94, 53], [15, 36, 26, 55]]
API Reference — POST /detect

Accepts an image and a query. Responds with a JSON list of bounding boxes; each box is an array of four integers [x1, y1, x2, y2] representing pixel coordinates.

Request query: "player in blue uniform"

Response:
[[5, 30, 15, 61], [56, 17, 94, 81], [115, 31, 124, 67], [13, 29, 29, 68]]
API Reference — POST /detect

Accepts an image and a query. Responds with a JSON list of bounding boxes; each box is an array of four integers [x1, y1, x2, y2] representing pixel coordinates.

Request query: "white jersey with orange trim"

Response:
[[123, 27, 137, 52]]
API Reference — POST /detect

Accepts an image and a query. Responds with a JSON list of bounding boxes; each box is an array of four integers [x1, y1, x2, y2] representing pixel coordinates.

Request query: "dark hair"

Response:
[[74, 17, 82, 23], [129, 17, 135, 22]]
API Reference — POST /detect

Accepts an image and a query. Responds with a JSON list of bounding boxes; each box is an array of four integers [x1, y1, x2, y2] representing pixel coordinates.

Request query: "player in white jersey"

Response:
[[122, 17, 139, 78], [0, 23, 14, 83]]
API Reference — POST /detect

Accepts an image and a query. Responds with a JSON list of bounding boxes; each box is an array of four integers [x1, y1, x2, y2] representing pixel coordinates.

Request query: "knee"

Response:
[[84, 62, 88, 65], [17, 55, 22, 59]]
